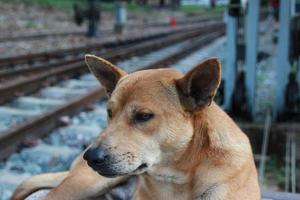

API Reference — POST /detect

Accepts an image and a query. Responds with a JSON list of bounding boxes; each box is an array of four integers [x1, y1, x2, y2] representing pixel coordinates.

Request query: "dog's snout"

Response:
[[83, 146, 109, 165]]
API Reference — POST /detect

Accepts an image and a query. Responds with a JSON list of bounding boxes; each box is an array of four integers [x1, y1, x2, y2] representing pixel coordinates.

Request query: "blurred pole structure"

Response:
[[224, 12, 238, 110], [291, 0, 296, 16], [276, 0, 292, 116], [73, 0, 100, 37], [115, 1, 127, 34], [291, 0, 300, 93], [298, 66, 300, 98], [210, 0, 216, 8], [245, 0, 260, 118], [87, 0, 99, 37]]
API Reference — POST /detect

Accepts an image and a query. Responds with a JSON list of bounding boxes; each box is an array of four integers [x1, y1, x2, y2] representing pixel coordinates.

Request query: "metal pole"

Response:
[[291, 0, 300, 87], [285, 134, 291, 192], [224, 12, 238, 110], [87, 0, 98, 37], [276, 0, 292, 115], [291, 131, 296, 193], [258, 110, 271, 186], [115, 1, 127, 34], [298, 58, 300, 87], [291, 0, 296, 16], [245, 0, 260, 118]]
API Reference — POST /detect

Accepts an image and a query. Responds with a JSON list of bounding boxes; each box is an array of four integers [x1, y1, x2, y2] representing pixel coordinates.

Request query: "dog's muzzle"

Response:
[[83, 146, 118, 177], [83, 146, 149, 177]]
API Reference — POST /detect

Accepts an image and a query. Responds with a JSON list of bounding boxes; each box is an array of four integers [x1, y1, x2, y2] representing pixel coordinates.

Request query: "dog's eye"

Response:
[[107, 109, 113, 119], [134, 112, 154, 123]]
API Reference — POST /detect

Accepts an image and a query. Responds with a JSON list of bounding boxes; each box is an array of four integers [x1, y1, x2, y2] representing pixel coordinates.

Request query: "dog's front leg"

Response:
[[42, 155, 129, 200]]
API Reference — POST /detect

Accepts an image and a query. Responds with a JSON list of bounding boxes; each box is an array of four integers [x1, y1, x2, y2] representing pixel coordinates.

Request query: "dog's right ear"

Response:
[[85, 55, 127, 96], [175, 58, 221, 112]]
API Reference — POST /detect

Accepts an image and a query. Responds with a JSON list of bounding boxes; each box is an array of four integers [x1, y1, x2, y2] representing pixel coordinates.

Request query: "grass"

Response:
[[0, 0, 151, 13], [265, 156, 285, 187], [101, 2, 151, 13], [180, 4, 226, 15], [0, 0, 85, 12]]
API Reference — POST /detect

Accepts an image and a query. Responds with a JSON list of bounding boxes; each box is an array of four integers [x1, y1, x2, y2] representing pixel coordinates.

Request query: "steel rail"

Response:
[[0, 29, 224, 159], [0, 30, 85, 43], [0, 23, 224, 104]]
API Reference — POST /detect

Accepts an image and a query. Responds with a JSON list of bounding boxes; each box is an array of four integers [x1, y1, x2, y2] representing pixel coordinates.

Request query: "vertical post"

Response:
[[87, 0, 99, 37], [276, 0, 291, 115], [115, 1, 127, 34], [291, 0, 296, 16], [224, 13, 238, 110], [245, 0, 260, 118], [297, 57, 300, 88], [293, 1, 300, 87]]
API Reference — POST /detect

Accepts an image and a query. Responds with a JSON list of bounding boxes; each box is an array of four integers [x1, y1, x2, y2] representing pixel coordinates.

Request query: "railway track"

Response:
[[0, 23, 219, 78], [0, 22, 224, 104], [0, 15, 221, 42], [0, 21, 221, 70], [0, 26, 224, 160]]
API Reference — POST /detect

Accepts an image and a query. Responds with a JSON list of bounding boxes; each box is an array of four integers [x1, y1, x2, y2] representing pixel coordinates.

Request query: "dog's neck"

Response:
[[146, 164, 189, 184]]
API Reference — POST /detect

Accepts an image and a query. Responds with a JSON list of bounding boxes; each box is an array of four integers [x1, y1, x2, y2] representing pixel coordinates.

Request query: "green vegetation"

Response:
[[1, 0, 84, 10], [0, 0, 85, 12], [0, 0, 151, 13], [1, 0, 225, 15], [180, 5, 225, 15], [101, 2, 151, 13], [265, 156, 285, 187]]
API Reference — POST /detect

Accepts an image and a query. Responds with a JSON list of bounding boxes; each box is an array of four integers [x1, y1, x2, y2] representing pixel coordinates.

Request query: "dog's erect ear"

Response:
[[175, 58, 221, 112], [85, 55, 127, 96]]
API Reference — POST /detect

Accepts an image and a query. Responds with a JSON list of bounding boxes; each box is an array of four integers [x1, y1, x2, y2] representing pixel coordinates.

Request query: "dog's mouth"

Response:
[[87, 161, 120, 178], [87, 161, 149, 177], [134, 163, 148, 172]]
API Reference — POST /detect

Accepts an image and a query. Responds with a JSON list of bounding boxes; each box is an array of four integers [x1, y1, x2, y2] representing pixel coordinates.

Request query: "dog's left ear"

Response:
[[175, 58, 221, 112], [85, 55, 127, 96]]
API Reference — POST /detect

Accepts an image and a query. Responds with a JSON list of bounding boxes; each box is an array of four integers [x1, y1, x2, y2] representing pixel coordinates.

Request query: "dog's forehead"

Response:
[[118, 68, 182, 89], [110, 68, 182, 106]]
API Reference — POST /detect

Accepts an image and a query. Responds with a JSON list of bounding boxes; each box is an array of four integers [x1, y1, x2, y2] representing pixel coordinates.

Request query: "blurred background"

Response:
[[0, 0, 299, 199]]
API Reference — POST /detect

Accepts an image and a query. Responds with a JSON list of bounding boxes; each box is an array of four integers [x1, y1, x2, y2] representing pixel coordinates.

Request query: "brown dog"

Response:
[[11, 55, 260, 200]]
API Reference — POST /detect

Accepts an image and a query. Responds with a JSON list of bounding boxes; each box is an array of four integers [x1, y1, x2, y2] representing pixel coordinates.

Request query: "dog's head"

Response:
[[83, 55, 221, 177]]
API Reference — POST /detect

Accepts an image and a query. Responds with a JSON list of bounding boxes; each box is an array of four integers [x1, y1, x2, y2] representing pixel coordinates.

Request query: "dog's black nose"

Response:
[[83, 146, 109, 165]]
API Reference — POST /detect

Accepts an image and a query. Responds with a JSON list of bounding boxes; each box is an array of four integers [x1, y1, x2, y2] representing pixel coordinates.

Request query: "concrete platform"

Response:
[[262, 191, 300, 200]]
